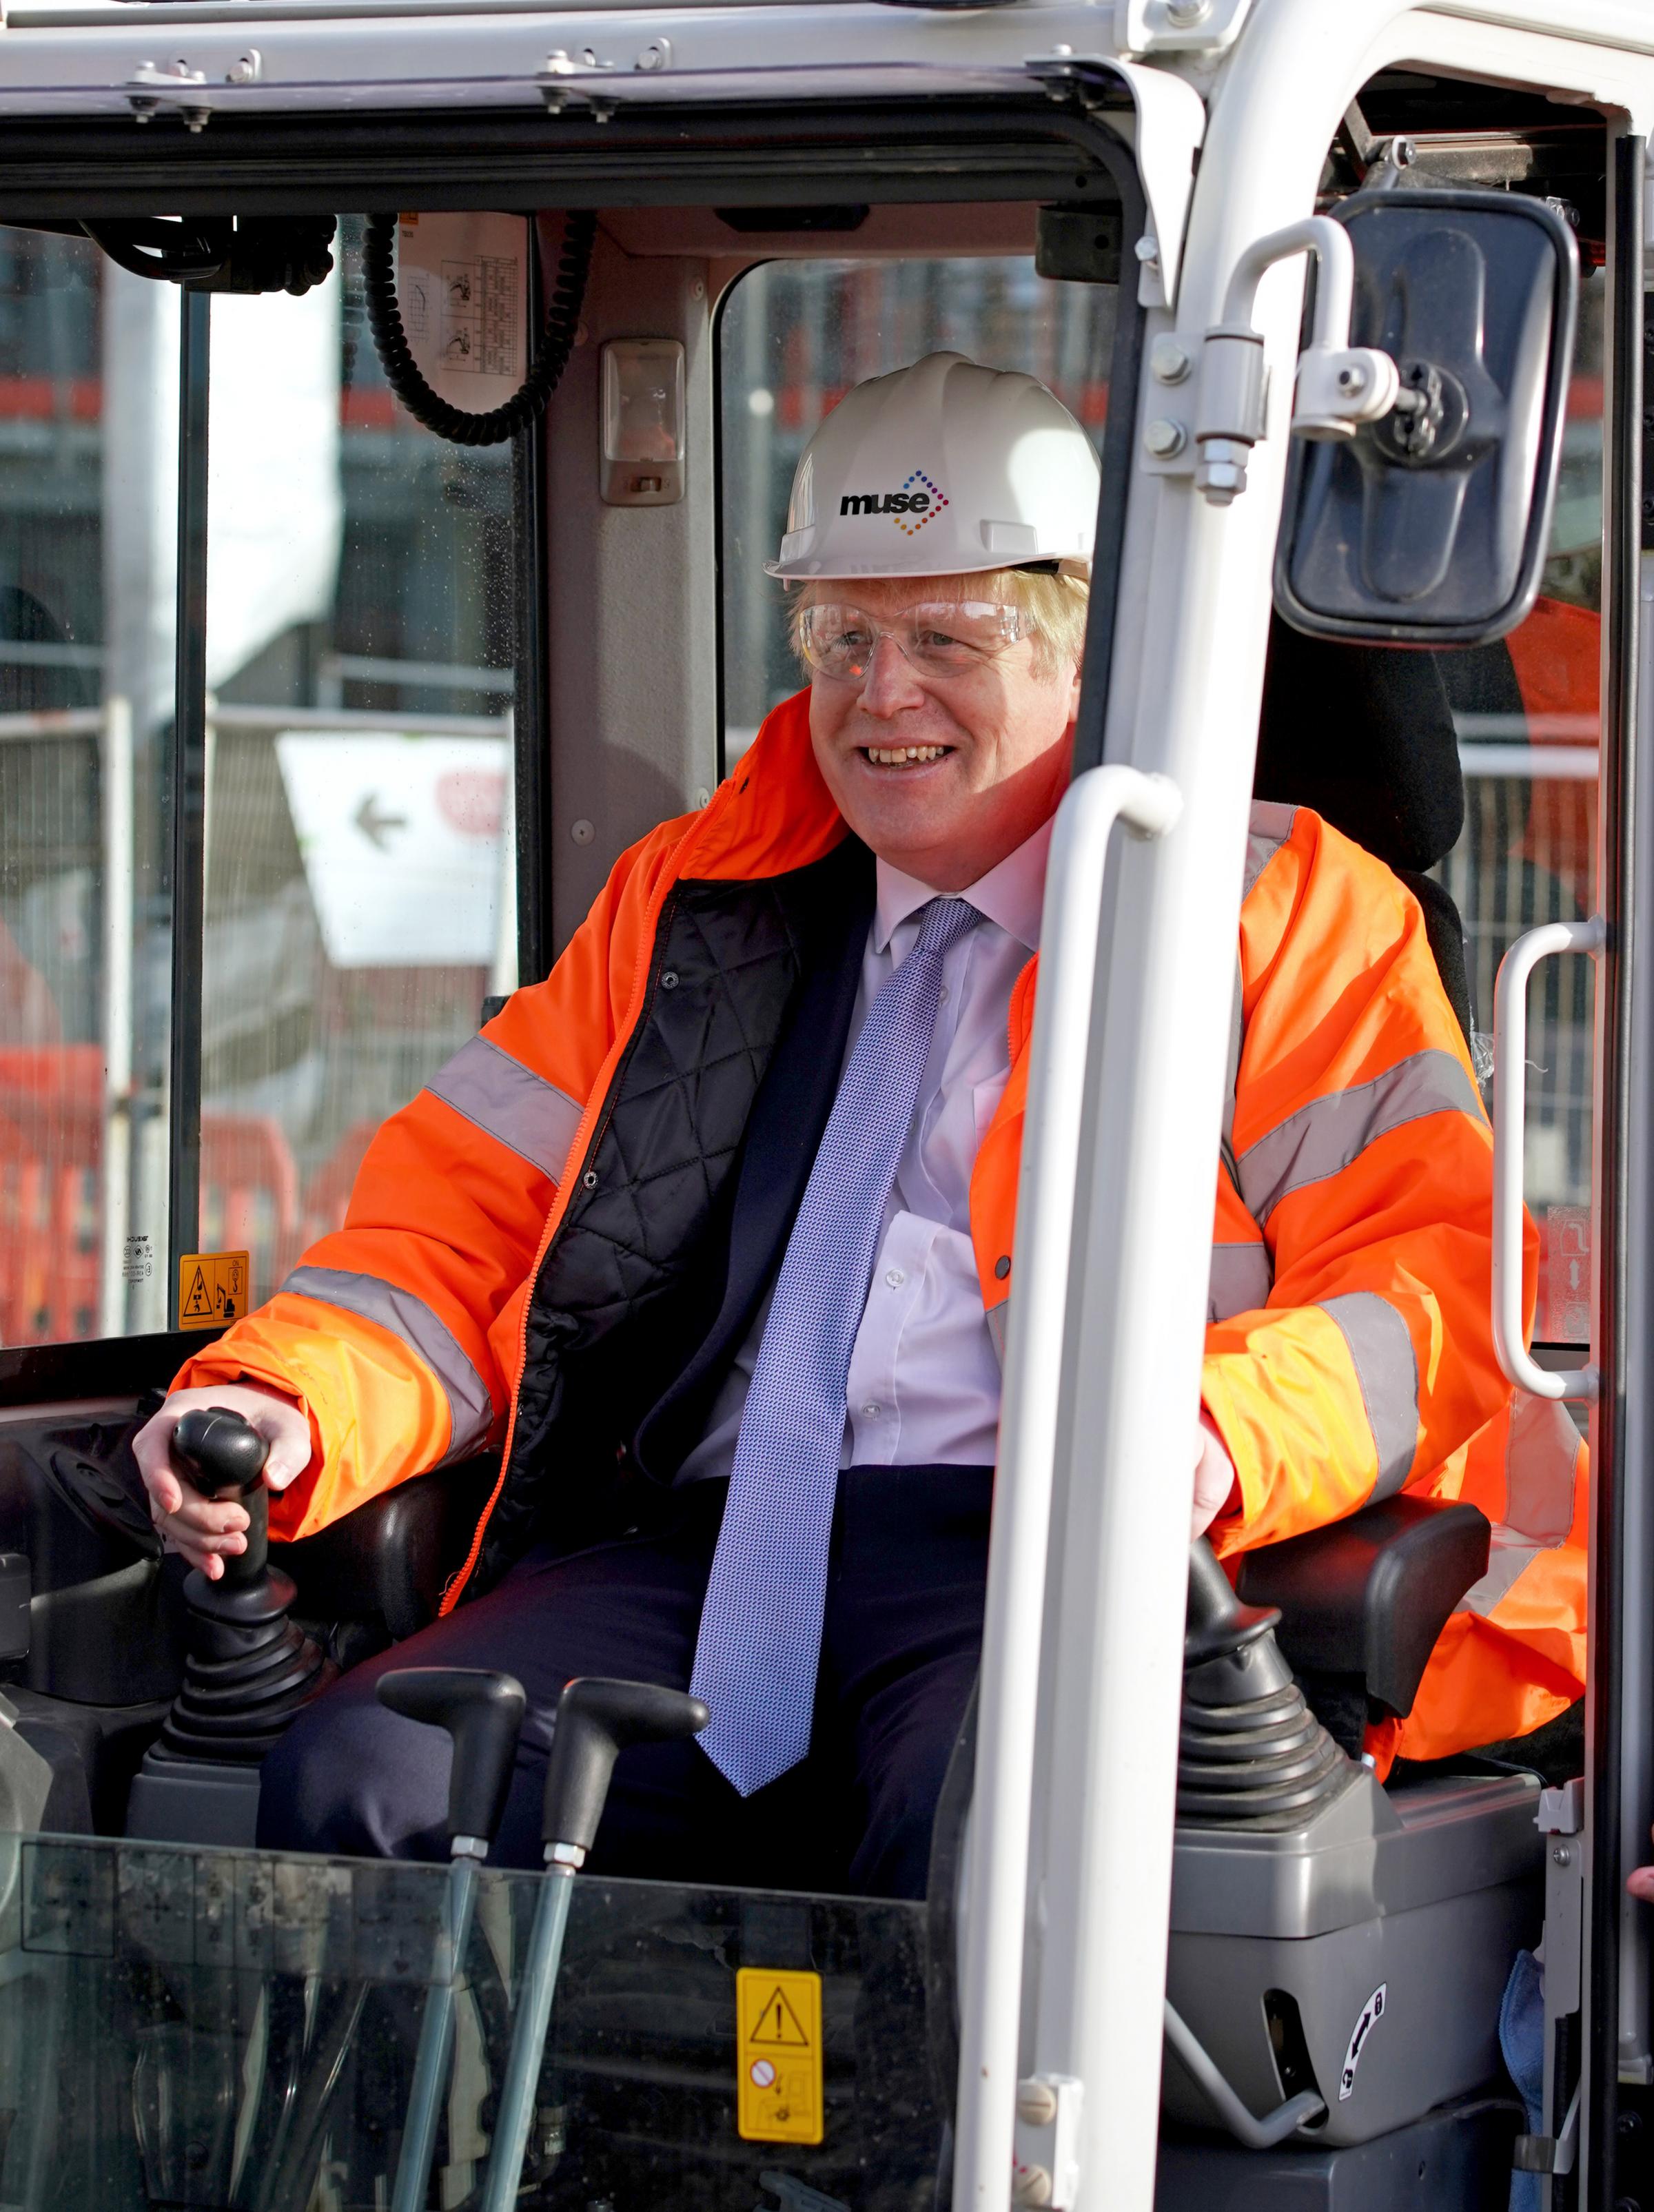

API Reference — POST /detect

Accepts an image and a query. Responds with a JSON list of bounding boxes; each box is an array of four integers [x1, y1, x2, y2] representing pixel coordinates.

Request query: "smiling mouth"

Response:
[[859, 744, 953, 767]]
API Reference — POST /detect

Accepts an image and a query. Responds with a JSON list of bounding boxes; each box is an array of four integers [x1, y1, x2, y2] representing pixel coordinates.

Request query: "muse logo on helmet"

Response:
[[838, 469, 950, 536]]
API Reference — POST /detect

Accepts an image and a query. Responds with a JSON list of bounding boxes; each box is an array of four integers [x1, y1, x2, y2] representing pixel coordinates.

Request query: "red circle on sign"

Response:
[[437, 770, 506, 838]]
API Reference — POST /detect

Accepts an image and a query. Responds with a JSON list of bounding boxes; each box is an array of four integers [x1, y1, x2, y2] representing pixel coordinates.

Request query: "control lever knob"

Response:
[[1185, 1533, 1281, 1668], [377, 1667, 527, 1850], [173, 1406, 271, 1498], [541, 1678, 708, 1856], [172, 1406, 272, 1586]]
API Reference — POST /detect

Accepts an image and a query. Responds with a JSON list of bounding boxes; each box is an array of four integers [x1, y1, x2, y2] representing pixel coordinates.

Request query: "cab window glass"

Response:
[[718, 256, 1116, 760], [0, 216, 516, 1348], [201, 218, 515, 1317], [0, 231, 176, 1343], [1433, 267, 1604, 1345]]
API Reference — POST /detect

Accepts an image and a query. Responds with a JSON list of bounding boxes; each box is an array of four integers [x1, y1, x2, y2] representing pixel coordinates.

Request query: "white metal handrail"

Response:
[[1491, 915, 1604, 1404], [954, 761, 1181, 2212]]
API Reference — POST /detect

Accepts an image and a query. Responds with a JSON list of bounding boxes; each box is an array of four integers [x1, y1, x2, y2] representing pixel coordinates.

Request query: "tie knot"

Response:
[[916, 896, 979, 956]]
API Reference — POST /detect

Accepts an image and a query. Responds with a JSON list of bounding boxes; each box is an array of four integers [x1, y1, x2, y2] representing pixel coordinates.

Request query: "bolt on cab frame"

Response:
[[0, 1, 1650, 2209]]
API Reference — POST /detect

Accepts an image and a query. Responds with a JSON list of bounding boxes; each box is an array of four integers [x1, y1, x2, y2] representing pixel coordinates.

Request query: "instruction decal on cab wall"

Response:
[[736, 1967, 824, 2144], [1339, 1983, 1387, 2100], [395, 212, 529, 417], [178, 1250, 250, 1331]]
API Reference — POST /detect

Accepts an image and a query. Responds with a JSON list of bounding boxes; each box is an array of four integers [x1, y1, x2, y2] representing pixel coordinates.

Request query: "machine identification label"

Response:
[[177, 1251, 250, 1331], [735, 1967, 823, 2144]]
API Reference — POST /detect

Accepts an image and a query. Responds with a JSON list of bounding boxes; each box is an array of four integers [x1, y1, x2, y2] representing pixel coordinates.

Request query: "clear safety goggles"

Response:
[[798, 600, 1032, 683]]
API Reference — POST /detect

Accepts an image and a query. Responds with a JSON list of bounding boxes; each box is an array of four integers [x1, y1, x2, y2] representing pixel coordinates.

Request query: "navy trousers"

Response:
[[258, 1464, 991, 1901]]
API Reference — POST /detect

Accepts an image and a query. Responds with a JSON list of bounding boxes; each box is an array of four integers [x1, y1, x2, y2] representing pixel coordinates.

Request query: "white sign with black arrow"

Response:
[[276, 730, 509, 969]]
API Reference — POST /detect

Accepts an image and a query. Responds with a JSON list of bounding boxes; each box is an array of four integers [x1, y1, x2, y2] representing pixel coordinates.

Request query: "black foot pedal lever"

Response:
[[478, 1679, 709, 2212], [378, 1667, 527, 2212]]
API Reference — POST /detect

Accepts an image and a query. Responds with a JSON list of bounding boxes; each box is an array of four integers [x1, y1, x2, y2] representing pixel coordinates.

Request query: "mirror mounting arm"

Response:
[[1192, 215, 1400, 506]]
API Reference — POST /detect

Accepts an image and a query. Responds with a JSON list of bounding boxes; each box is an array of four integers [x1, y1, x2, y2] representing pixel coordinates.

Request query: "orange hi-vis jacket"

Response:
[[177, 690, 1587, 1772]]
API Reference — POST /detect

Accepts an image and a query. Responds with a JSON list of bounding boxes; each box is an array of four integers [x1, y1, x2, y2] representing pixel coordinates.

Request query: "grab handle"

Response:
[[954, 764, 1181, 2212], [1491, 916, 1603, 1404]]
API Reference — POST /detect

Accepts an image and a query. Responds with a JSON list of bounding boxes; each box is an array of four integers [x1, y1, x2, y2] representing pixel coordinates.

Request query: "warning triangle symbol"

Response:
[[749, 1986, 810, 2047], [182, 1266, 214, 1320]]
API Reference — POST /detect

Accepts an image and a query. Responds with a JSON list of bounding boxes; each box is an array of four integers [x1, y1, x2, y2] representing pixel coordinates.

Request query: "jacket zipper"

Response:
[[440, 805, 728, 1610]]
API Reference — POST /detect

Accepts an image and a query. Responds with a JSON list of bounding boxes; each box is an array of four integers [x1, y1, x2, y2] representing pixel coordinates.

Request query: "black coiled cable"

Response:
[[361, 209, 597, 448]]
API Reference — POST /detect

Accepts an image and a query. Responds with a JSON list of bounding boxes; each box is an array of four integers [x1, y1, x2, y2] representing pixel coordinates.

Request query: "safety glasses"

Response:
[[797, 600, 1032, 682]]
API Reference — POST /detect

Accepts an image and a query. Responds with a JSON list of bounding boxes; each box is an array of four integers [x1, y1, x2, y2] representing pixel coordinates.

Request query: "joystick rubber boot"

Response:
[[153, 1406, 335, 1764], [1178, 1537, 1350, 1830]]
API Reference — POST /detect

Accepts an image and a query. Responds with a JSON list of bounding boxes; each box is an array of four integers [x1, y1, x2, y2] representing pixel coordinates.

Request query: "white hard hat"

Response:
[[766, 351, 1100, 582]]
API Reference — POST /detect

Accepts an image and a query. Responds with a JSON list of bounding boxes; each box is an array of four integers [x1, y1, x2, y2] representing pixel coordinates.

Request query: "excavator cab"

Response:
[[0, 6, 1641, 2209]]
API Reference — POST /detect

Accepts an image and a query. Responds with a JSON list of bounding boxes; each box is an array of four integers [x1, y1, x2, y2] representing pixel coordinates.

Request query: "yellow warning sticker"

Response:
[[735, 1967, 823, 2144], [177, 1250, 250, 1331]]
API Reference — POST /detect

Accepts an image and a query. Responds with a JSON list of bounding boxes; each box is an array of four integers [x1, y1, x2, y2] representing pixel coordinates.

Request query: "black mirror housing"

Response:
[[1275, 187, 1578, 645]]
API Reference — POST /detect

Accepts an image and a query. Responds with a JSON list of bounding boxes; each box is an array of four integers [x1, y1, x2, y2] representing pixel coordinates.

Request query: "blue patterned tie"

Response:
[[690, 894, 980, 1796]]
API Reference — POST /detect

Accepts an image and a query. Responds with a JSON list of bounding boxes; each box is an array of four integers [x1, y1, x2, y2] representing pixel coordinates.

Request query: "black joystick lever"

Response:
[[479, 1679, 708, 2212], [376, 1668, 527, 2212], [377, 1666, 527, 1858], [153, 1405, 336, 1765], [540, 1677, 709, 1863], [1178, 1537, 1349, 1830]]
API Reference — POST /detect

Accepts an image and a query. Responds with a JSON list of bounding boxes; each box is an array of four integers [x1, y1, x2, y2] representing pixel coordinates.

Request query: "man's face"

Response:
[[806, 575, 1082, 892]]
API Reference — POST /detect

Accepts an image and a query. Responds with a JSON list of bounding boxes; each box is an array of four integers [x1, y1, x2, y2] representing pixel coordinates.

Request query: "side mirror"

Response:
[[1275, 187, 1578, 645]]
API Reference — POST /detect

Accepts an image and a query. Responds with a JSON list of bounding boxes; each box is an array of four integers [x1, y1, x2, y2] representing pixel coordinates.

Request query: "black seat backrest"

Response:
[[1254, 618, 1475, 1042]]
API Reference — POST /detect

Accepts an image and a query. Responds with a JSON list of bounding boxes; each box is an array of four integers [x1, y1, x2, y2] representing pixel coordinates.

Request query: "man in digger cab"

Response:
[[134, 352, 1586, 1897]]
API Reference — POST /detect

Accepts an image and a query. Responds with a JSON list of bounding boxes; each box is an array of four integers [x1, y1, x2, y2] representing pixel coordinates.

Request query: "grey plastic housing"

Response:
[[125, 1756, 261, 1847], [1165, 1768, 1542, 2149], [1276, 187, 1578, 644], [1156, 2089, 1520, 2211]]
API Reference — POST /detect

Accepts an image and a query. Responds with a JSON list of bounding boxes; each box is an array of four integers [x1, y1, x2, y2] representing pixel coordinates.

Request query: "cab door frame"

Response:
[[1597, 121, 1654, 2208], [992, 14, 1654, 2212]]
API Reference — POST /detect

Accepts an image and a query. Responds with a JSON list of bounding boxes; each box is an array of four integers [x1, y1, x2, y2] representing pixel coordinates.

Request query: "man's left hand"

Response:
[[1192, 1409, 1239, 1540]]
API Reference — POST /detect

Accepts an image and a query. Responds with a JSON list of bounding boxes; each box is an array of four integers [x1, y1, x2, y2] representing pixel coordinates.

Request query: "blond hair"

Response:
[[789, 569, 1089, 683]]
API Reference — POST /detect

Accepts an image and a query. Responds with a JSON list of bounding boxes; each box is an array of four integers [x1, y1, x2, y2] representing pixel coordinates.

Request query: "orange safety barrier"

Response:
[[0, 1045, 320, 1346], [277, 1118, 378, 1282], [198, 1115, 302, 1318], [0, 1045, 102, 1344]]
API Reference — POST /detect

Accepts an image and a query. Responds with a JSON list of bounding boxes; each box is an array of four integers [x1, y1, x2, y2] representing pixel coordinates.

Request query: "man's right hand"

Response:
[[133, 1384, 313, 1579]]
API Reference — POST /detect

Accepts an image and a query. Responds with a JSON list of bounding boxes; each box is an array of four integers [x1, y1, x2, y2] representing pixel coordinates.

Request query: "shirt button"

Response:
[[994, 1255, 1012, 1280], [884, 1267, 906, 1288], [862, 1402, 881, 1418], [938, 984, 950, 1003]]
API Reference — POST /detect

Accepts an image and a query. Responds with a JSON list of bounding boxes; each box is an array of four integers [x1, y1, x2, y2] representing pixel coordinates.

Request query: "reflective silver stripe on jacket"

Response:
[[280, 1264, 494, 1465], [1236, 1048, 1484, 1230], [1320, 1290, 1418, 1500], [425, 1035, 584, 1185], [986, 1298, 1008, 1367], [1221, 961, 1245, 1186], [1458, 1392, 1582, 1618], [1243, 801, 1298, 903], [1223, 805, 1294, 1174], [1208, 1240, 1273, 1324]]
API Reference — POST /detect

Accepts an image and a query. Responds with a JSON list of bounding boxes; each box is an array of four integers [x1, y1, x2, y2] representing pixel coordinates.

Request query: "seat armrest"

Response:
[[1234, 1495, 1491, 1720], [271, 1458, 496, 1642]]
